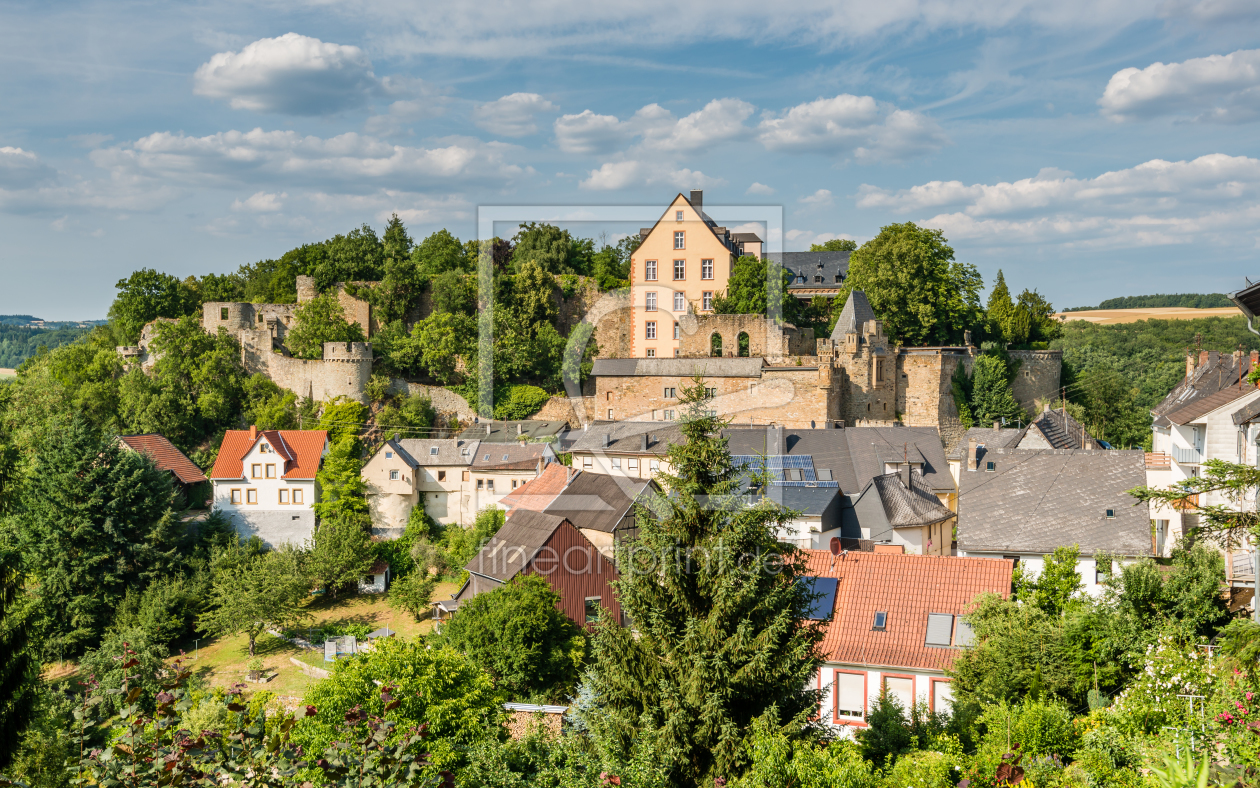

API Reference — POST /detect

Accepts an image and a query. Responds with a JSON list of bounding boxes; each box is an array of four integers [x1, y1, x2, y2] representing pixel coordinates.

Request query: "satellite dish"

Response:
[[829, 537, 841, 556]]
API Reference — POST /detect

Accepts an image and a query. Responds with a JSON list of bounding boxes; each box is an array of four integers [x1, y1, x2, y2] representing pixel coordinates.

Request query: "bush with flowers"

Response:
[[1108, 633, 1214, 737]]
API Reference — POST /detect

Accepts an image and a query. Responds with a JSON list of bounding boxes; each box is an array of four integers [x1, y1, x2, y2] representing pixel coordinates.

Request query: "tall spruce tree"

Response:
[[0, 547, 38, 769], [970, 354, 1026, 427], [986, 269, 1015, 343], [18, 418, 181, 658], [583, 376, 824, 786]]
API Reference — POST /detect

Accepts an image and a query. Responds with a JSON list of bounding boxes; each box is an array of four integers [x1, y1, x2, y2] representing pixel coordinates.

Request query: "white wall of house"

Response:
[[213, 440, 321, 548], [570, 451, 667, 479], [956, 551, 1131, 597], [358, 568, 388, 594], [817, 664, 953, 738]]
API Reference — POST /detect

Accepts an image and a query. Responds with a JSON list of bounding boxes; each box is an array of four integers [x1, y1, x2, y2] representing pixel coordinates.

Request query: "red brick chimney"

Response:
[[1200, 350, 1210, 366], [249, 425, 257, 441]]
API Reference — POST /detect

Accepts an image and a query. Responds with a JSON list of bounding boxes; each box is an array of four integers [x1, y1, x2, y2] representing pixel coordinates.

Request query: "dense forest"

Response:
[[1064, 293, 1233, 311], [0, 325, 92, 368]]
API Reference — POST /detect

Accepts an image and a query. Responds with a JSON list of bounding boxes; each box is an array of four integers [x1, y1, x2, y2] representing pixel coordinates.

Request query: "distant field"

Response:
[[1056, 307, 1240, 325], [0, 368, 15, 378]]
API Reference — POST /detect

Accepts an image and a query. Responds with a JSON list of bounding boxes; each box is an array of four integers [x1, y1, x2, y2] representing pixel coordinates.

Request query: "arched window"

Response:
[[737, 331, 750, 357], [710, 333, 723, 357]]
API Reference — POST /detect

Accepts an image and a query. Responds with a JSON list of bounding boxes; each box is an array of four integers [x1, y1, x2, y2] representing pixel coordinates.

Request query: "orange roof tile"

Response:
[[210, 429, 328, 481], [117, 434, 208, 484], [803, 550, 1012, 672], [501, 462, 571, 514]]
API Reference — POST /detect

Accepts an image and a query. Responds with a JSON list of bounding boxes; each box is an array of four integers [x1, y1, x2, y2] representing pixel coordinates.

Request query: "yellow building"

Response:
[[629, 190, 761, 358]]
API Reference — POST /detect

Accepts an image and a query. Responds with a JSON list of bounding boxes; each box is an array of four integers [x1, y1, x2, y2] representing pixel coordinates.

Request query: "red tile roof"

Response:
[[501, 462, 571, 514], [209, 429, 328, 481], [803, 550, 1012, 672], [117, 434, 208, 484]]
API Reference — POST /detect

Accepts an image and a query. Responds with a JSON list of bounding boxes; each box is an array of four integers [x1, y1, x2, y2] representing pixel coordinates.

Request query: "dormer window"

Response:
[[872, 612, 888, 631]]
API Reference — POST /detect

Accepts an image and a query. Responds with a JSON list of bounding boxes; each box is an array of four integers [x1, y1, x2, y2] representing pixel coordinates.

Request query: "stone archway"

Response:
[[737, 331, 750, 357], [710, 332, 723, 357]]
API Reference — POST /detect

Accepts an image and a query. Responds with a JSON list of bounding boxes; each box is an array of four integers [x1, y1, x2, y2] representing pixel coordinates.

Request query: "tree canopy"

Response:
[[712, 255, 802, 324], [284, 292, 366, 360]]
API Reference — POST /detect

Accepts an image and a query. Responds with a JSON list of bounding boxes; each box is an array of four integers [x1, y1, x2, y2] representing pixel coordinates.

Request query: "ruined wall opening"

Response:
[[737, 331, 750, 357], [710, 333, 723, 357]]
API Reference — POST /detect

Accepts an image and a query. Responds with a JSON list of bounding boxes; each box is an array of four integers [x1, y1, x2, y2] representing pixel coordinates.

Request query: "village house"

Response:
[[210, 426, 329, 547], [471, 443, 557, 510], [946, 406, 1103, 485], [805, 549, 1012, 733], [361, 436, 480, 535], [955, 445, 1152, 594], [770, 249, 850, 302], [116, 433, 209, 507]]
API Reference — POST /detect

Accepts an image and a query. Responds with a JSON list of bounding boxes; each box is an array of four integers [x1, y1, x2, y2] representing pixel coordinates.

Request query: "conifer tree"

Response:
[[970, 354, 1026, 427], [986, 269, 1015, 343], [0, 547, 37, 769], [583, 376, 824, 786]]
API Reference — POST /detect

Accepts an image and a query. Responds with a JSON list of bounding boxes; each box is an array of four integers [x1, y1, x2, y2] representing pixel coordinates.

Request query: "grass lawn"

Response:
[[171, 579, 462, 703]]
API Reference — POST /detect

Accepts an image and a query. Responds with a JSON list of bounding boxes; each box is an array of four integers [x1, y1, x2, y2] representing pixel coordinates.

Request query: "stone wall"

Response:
[[531, 396, 580, 425], [1009, 350, 1062, 412], [677, 314, 815, 360], [388, 380, 477, 422], [238, 331, 373, 404]]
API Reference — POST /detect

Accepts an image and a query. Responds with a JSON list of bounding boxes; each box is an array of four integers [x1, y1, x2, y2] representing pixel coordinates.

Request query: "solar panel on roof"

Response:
[[733, 455, 834, 486], [800, 576, 838, 620]]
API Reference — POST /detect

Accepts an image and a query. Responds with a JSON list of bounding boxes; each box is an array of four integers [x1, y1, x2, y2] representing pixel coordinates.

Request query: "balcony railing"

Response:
[[1172, 445, 1203, 465]]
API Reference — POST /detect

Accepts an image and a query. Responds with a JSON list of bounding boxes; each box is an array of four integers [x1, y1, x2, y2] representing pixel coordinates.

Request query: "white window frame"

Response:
[[645, 292, 657, 311], [702, 291, 713, 311], [701, 259, 713, 280], [674, 259, 685, 280], [674, 292, 685, 311], [645, 260, 658, 280], [293, 488, 303, 505], [674, 231, 685, 250], [645, 321, 657, 339]]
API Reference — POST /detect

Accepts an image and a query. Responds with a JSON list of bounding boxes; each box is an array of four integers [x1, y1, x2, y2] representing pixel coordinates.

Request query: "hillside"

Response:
[[1056, 306, 1239, 324], [0, 324, 92, 368], [1063, 293, 1232, 311]]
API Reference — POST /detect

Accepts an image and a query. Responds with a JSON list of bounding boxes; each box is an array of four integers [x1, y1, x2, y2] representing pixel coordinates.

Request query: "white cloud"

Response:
[[799, 188, 833, 206], [579, 160, 723, 191], [746, 182, 776, 195], [785, 229, 856, 249], [555, 100, 751, 155], [91, 128, 529, 191], [194, 33, 382, 115], [757, 94, 948, 162], [231, 191, 286, 211], [472, 93, 558, 137], [0, 147, 56, 189], [1099, 48, 1260, 123], [858, 154, 1260, 249]]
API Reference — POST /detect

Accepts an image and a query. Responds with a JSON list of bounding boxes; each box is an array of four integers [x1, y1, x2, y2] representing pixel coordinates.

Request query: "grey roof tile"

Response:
[[568, 422, 687, 455], [956, 448, 1150, 556], [394, 438, 478, 466], [829, 290, 876, 341], [946, 427, 1025, 460], [589, 357, 766, 378], [871, 469, 956, 528], [542, 472, 655, 533]]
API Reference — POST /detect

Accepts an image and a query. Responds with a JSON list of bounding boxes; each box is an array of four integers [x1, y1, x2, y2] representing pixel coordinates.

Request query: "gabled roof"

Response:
[[1028, 407, 1095, 449], [568, 422, 687, 456], [590, 358, 766, 378], [543, 472, 655, 533], [210, 429, 328, 480], [117, 434, 207, 484], [500, 463, 572, 513], [395, 438, 478, 466], [637, 192, 741, 257], [768, 251, 851, 292], [829, 290, 876, 341], [472, 442, 552, 471], [464, 510, 567, 583], [1152, 351, 1256, 427], [871, 469, 956, 528], [1164, 382, 1255, 425], [804, 550, 1012, 671], [956, 448, 1150, 556], [457, 420, 569, 443], [946, 426, 1026, 460]]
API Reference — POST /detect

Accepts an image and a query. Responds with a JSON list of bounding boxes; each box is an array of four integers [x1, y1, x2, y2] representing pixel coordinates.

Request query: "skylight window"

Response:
[[430, 447, 438, 455], [872, 611, 887, 631], [1106, 509, 1115, 519], [483, 454, 490, 461], [925, 613, 954, 647], [986, 461, 995, 472], [502, 454, 509, 461]]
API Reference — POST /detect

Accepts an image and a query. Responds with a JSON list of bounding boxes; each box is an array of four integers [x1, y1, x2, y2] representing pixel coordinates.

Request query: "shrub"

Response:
[[979, 699, 1079, 759], [878, 749, 956, 788], [390, 570, 437, 621], [493, 385, 550, 420]]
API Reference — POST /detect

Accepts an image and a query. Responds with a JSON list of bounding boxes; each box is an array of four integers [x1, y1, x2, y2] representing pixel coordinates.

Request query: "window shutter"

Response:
[[835, 672, 864, 718], [885, 677, 914, 710], [954, 619, 975, 647], [925, 613, 954, 646]]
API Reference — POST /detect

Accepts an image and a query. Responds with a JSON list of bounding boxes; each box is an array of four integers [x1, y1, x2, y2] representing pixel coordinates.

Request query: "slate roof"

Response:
[[464, 510, 567, 582], [946, 427, 1026, 460], [590, 357, 766, 378], [1028, 408, 1095, 449], [762, 485, 842, 516], [117, 434, 207, 484], [568, 422, 687, 456], [766, 251, 851, 292], [1152, 351, 1256, 427], [956, 448, 1150, 556], [1233, 395, 1260, 426], [804, 550, 1012, 671], [396, 438, 479, 466], [500, 462, 572, 513], [210, 429, 327, 480], [871, 470, 957, 528], [543, 472, 654, 533], [457, 420, 570, 443], [829, 290, 877, 341], [472, 443, 551, 471], [1164, 383, 1254, 425], [724, 426, 951, 495]]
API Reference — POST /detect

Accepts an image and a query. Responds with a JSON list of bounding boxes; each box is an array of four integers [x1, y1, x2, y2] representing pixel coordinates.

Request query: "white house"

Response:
[[804, 549, 1012, 733], [362, 436, 481, 535], [210, 426, 329, 547]]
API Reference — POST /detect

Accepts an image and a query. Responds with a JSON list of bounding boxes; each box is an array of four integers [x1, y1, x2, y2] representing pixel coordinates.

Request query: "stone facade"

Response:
[[677, 313, 815, 360]]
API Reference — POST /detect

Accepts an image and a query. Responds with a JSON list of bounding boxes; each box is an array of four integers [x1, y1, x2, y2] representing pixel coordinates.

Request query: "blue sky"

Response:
[[3, 0, 1260, 318]]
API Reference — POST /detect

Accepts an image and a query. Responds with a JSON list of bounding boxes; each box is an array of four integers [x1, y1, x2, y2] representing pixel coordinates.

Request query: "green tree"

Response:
[[242, 373, 301, 430], [712, 255, 802, 324], [493, 384, 550, 420], [199, 545, 309, 657], [809, 238, 857, 252], [293, 637, 500, 768], [374, 213, 421, 324], [430, 270, 477, 316], [985, 270, 1015, 344], [1023, 545, 1083, 616], [842, 223, 983, 346], [306, 514, 375, 596], [318, 396, 367, 444], [1078, 365, 1145, 447], [412, 228, 469, 281], [313, 437, 370, 525], [1017, 288, 1061, 343], [18, 418, 180, 658], [313, 224, 385, 290], [431, 574, 586, 701], [582, 376, 824, 786], [284, 292, 366, 360], [378, 393, 437, 436], [77, 626, 170, 716], [513, 222, 586, 275], [949, 594, 1074, 706], [392, 311, 477, 384], [108, 268, 201, 344], [968, 353, 1026, 427], [0, 548, 38, 770], [856, 690, 913, 768], [733, 712, 875, 788]]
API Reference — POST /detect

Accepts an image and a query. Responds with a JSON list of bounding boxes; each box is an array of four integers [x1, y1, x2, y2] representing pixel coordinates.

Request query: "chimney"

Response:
[[602, 433, 611, 448], [775, 425, 786, 455], [690, 189, 703, 209], [640, 433, 648, 451], [393, 432, 400, 442], [1085, 437, 1094, 450], [967, 438, 978, 472], [249, 425, 257, 441], [537, 457, 543, 474], [993, 421, 1000, 431], [899, 463, 910, 488], [486, 423, 493, 437], [516, 423, 523, 436], [1187, 352, 1196, 379], [1209, 350, 1220, 367], [1043, 403, 1050, 413], [1200, 350, 1210, 366]]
